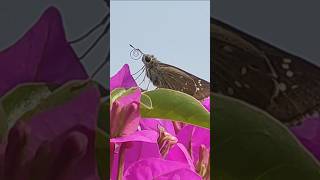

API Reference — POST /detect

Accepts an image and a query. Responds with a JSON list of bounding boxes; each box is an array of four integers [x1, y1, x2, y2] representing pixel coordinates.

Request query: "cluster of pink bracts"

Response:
[[110, 64, 210, 179]]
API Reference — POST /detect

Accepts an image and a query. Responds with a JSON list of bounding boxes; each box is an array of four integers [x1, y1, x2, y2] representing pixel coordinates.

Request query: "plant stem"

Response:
[[117, 143, 126, 180]]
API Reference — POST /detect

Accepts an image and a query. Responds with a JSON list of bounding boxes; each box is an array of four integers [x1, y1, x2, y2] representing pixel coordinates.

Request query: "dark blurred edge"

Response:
[[211, 1, 320, 180]]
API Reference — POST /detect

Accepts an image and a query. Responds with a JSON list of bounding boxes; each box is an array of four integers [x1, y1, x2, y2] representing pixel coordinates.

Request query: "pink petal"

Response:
[[110, 130, 158, 143], [0, 7, 88, 96], [110, 131, 160, 180], [140, 118, 176, 136], [166, 143, 195, 170], [123, 158, 201, 180], [202, 97, 210, 112], [177, 125, 210, 165], [290, 117, 320, 160], [110, 64, 137, 91]]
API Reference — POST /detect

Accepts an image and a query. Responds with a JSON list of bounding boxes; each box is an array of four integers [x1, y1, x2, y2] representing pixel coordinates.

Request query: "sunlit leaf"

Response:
[[141, 88, 209, 128]]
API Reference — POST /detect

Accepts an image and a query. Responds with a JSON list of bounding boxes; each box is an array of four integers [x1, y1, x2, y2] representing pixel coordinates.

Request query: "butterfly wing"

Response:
[[212, 18, 320, 125], [157, 63, 210, 100]]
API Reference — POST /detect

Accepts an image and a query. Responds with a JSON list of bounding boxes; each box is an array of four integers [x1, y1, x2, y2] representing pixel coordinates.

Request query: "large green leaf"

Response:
[[140, 88, 209, 128], [213, 94, 320, 179]]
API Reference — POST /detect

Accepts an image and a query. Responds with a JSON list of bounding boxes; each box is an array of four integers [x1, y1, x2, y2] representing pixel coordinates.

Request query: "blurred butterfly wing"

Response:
[[212, 18, 320, 125], [158, 63, 210, 100]]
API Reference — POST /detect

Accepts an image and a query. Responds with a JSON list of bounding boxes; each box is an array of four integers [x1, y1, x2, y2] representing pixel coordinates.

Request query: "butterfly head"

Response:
[[142, 54, 159, 68]]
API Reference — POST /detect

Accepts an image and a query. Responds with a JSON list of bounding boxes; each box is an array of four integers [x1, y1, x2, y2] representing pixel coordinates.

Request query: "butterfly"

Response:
[[212, 18, 320, 126], [130, 44, 210, 101]]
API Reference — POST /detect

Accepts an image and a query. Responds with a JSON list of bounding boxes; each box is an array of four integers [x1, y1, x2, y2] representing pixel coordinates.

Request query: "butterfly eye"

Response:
[[145, 56, 151, 63]]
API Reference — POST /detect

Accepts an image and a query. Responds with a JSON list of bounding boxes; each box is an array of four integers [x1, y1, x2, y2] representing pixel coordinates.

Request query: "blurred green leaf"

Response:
[[19, 80, 93, 121], [213, 94, 320, 179], [140, 88, 209, 128], [0, 83, 51, 137]]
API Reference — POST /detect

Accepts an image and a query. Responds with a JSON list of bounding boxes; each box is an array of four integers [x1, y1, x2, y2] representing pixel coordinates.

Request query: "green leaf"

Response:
[[110, 88, 126, 103], [110, 87, 138, 104], [140, 94, 152, 109], [140, 88, 209, 128], [213, 94, 320, 179]]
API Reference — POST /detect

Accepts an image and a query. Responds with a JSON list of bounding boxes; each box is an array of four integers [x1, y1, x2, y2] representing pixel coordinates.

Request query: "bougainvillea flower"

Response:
[[110, 88, 141, 138], [123, 158, 202, 180], [109, 90, 162, 180], [166, 143, 195, 170], [110, 131, 160, 180], [110, 64, 137, 91], [290, 117, 320, 160], [0, 84, 101, 179], [177, 125, 210, 167], [202, 96, 210, 112], [0, 7, 88, 96], [110, 64, 210, 179], [140, 118, 176, 136]]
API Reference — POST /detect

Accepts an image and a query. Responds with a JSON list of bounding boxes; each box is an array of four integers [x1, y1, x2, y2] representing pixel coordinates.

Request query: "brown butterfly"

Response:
[[212, 18, 320, 126], [130, 44, 210, 101]]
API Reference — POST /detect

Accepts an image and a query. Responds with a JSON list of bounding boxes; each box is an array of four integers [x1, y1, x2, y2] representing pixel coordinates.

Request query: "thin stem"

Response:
[[117, 144, 126, 180]]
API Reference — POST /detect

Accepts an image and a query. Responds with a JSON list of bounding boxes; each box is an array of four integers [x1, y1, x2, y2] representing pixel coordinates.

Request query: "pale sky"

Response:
[[110, 0, 210, 89]]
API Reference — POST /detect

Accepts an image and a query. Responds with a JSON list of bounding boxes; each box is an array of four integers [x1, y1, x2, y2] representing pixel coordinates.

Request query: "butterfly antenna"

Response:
[[132, 65, 145, 76], [129, 44, 145, 60], [129, 44, 144, 54]]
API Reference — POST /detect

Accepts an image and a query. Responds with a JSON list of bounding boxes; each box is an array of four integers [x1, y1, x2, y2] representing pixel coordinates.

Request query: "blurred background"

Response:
[[212, 0, 320, 65], [0, 0, 108, 88]]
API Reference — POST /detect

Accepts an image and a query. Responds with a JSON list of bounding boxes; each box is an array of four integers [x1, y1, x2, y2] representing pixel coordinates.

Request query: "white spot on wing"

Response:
[[241, 67, 247, 75], [279, 83, 287, 92], [291, 85, 299, 89], [283, 58, 292, 63], [234, 81, 242, 88], [281, 64, 289, 69], [286, 71, 294, 77]]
